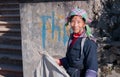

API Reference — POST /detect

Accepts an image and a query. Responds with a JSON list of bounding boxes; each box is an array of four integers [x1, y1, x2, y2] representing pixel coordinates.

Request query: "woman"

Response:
[[56, 7, 98, 77]]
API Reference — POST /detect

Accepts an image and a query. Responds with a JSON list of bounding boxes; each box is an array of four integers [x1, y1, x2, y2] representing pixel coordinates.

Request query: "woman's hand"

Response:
[[55, 59, 61, 66]]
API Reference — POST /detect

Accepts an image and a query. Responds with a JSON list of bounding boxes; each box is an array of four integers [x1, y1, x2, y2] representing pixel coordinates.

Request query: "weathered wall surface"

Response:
[[20, 0, 120, 77]]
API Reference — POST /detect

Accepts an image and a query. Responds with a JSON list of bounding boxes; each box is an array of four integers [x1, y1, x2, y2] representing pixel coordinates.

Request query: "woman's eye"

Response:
[[71, 20, 81, 24], [71, 20, 75, 23]]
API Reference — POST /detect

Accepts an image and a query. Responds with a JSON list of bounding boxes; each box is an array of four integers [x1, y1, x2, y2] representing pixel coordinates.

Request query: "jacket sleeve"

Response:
[[84, 39, 98, 77], [60, 57, 69, 70]]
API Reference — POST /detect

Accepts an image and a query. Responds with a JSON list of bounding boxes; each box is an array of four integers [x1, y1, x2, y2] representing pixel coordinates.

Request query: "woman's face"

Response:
[[70, 16, 85, 33]]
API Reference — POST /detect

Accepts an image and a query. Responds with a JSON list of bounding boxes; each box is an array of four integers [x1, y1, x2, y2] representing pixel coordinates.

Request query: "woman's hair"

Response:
[[69, 15, 86, 23]]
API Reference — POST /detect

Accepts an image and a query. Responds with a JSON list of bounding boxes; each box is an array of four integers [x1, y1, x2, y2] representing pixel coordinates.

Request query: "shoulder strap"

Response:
[[78, 37, 86, 69], [80, 38, 86, 56]]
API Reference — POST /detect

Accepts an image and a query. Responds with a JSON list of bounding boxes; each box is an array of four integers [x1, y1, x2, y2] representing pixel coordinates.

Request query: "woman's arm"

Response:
[[55, 57, 69, 70], [60, 57, 69, 70], [84, 40, 98, 77]]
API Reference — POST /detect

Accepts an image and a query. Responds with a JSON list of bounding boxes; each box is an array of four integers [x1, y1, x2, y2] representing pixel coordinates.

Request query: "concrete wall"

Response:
[[20, 1, 94, 77]]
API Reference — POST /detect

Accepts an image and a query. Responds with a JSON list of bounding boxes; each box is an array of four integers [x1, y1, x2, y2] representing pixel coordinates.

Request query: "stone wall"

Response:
[[92, 0, 120, 77], [20, 0, 120, 77]]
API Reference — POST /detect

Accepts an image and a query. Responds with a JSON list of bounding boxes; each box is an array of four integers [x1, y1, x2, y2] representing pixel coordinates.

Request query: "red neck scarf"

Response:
[[70, 32, 82, 47]]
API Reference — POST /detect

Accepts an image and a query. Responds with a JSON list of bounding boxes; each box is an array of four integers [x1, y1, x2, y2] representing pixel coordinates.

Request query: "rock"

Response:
[[110, 16, 117, 28], [109, 54, 117, 63], [118, 16, 120, 24], [113, 27, 120, 41], [109, 47, 120, 55], [106, 70, 120, 77], [110, 41, 120, 47], [114, 65, 120, 73], [102, 37, 111, 43]]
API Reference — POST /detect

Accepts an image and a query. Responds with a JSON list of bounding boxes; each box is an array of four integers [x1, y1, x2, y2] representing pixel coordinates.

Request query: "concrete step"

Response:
[[0, 40, 21, 46], [0, 54, 22, 66], [0, 14, 20, 17], [0, 10, 19, 15], [0, 64, 23, 77], [0, 24, 20, 28], [0, 53, 22, 60], [0, 27, 20, 32], [0, 3, 19, 5], [0, 4, 19, 8], [0, 32, 21, 37], [0, 2, 19, 6], [0, 8, 19, 11], [0, 21, 20, 25], [0, 44, 21, 50], [0, 35, 21, 46], [0, 31, 21, 38], [0, 18, 20, 22], [0, 4, 19, 9], [0, 26, 21, 36], [0, 49, 22, 55], [0, 35, 21, 41], [0, 13, 19, 19], [0, 0, 19, 3], [0, 64, 22, 72], [0, 39, 21, 46], [0, 26, 21, 48], [0, 14, 20, 21]]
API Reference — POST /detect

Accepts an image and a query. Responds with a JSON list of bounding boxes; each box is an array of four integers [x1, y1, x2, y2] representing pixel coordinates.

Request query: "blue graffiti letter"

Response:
[[41, 16, 51, 48], [51, 12, 61, 41]]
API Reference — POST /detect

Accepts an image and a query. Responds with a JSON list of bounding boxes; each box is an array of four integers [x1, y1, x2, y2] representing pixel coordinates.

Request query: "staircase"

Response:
[[0, 0, 23, 77]]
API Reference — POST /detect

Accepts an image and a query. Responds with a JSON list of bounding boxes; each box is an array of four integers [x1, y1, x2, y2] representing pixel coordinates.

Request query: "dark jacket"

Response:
[[60, 32, 98, 77]]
